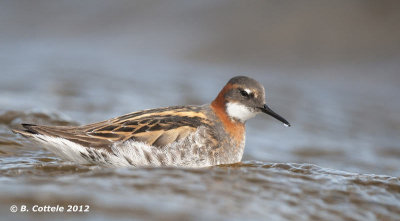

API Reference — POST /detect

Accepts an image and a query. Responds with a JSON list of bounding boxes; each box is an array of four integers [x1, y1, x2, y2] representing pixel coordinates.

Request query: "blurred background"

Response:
[[1, 1, 400, 220], [1, 0, 400, 175]]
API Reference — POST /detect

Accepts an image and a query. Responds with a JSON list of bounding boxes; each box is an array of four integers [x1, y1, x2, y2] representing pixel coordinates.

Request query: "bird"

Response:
[[13, 76, 290, 168]]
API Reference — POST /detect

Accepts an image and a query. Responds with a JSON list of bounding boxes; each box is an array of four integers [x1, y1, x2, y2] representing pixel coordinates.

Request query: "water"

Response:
[[1, 149, 400, 220], [1, 1, 400, 220], [1, 64, 400, 220]]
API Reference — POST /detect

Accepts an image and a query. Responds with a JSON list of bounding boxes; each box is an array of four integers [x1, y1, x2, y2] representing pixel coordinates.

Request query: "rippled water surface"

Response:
[[2, 143, 400, 221], [1, 76, 400, 220], [1, 1, 400, 220]]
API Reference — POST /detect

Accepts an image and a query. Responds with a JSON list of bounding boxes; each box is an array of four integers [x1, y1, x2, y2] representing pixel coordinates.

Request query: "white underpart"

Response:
[[30, 127, 221, 168], [32, 135, 90, 164], [226, 102, 258, 122]]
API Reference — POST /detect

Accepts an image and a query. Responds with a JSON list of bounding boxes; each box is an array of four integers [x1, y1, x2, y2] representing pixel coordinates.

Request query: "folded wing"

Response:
[[13, 106, 213, 149]]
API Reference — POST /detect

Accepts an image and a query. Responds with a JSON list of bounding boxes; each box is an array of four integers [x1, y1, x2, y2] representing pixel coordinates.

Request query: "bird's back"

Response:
[[13, 105, 232, 167]]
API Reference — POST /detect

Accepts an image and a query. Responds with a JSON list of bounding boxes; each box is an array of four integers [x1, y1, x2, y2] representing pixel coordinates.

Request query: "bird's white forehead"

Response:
[[226, 102, 258, 122]]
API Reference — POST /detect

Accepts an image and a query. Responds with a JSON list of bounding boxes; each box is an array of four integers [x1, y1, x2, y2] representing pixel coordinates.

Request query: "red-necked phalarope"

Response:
[[13, 76, 290, 167]]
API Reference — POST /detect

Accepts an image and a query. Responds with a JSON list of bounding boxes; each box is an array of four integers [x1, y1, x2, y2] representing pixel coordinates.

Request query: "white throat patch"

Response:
[[226, 102, 257, 122]]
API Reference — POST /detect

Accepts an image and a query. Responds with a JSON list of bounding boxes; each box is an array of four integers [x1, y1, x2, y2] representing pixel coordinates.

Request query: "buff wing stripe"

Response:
[[13, 106, 214, 150]]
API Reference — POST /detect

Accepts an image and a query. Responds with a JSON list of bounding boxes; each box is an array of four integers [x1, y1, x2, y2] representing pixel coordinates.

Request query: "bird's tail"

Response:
[[12, 123, 40, 137]]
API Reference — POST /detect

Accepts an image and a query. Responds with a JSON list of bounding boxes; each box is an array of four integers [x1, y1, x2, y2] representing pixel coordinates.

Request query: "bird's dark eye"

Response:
[[240, 90, 249, 97]]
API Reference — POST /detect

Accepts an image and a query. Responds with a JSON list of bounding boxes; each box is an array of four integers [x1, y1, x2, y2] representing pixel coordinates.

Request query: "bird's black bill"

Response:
[[260, 104, 291, 127]]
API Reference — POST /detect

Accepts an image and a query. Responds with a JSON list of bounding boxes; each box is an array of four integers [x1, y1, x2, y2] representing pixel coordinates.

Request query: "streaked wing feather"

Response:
[[18, 106, 212, 149]]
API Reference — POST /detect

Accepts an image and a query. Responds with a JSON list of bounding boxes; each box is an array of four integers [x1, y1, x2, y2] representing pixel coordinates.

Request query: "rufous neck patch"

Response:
[[211, 84, 245, 145]]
